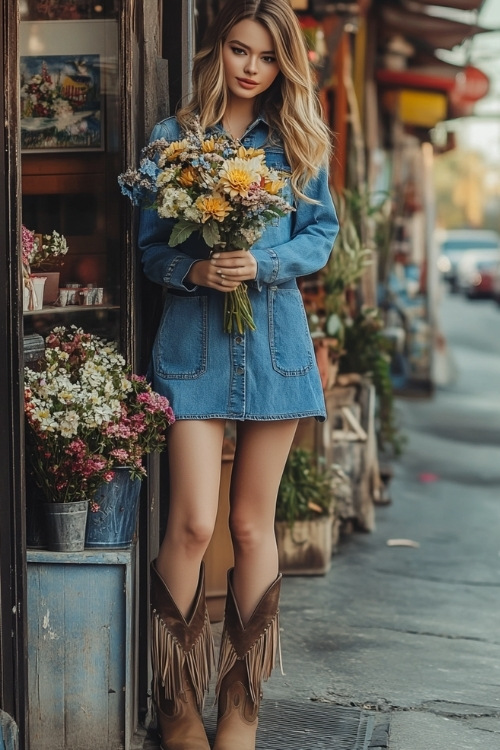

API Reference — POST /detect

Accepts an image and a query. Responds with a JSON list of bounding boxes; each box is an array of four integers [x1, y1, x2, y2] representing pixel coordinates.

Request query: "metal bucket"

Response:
[[85, 468, 142, 548], [44, 500, 88, 552]]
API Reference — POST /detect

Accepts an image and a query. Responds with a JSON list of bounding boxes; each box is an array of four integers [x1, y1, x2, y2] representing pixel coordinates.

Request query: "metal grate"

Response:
[[203, 700, 376, 750]]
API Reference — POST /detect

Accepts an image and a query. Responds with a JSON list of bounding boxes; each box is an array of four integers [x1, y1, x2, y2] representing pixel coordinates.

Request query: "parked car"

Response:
[[436, 228, 500, 292], [455, 250, 500, 299], [492, 258, 500, 306]]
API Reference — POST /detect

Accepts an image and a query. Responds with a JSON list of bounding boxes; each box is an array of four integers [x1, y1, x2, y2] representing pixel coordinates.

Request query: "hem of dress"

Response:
[[172, 411, 326, 423]]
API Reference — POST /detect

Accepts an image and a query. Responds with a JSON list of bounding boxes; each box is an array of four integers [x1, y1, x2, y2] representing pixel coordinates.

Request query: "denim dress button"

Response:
[[235, 366, 244, 375]]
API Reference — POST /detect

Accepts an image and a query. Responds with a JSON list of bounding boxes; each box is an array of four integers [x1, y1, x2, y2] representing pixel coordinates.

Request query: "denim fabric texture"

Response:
[[138, 115, 339, 421]]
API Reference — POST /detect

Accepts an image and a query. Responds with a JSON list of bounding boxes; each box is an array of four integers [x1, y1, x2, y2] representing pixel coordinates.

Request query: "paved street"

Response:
[[263, 290, 500, 749]]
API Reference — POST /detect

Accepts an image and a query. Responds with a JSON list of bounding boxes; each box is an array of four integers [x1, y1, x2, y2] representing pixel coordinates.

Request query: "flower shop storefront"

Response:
[[1, 0, 176, 747]]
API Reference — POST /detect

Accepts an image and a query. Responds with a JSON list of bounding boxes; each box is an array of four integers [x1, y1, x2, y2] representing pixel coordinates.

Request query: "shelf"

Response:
[[23, 304, 120, 316]]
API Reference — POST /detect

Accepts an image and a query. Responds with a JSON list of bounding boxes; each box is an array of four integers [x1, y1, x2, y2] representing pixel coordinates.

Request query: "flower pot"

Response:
[[23, 276, 47, 311], [44, 500, 88, 552], [85, 468, 142, 548], [31, 271, 60, 304], [275, 515, 333, 575]]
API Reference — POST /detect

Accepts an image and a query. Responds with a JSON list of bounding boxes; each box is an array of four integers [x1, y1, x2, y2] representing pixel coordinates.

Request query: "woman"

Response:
[[138, 1, 339, 748]]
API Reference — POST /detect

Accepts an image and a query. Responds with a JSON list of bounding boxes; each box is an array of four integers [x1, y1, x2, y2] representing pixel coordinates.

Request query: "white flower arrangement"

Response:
[[25, 326, 175, 505]]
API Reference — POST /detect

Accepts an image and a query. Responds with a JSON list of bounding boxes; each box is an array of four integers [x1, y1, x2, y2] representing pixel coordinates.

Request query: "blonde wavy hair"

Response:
[[177, 0, 332, 198]]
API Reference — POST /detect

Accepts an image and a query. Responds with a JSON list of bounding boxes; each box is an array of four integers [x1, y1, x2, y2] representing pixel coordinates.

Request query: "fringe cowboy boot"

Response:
[[214, 569, 282, 750], [150, 560, 214, 750]]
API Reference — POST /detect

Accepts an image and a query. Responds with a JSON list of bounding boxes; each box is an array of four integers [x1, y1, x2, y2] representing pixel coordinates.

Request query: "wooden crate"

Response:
[[27, 546, 137, 750], [275, 516, 333, 575]]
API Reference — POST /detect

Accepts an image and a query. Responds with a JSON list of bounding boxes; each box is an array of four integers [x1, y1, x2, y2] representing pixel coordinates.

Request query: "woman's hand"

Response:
[[187, 250, 257, 291]]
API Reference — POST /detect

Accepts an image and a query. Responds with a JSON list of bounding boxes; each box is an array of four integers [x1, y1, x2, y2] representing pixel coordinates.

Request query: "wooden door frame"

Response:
[[0, 0, 28, 739]]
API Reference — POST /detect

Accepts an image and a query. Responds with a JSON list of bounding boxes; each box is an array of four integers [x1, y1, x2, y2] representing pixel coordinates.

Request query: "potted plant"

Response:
[[275, 448, 336, 575], [339, 306, 404, 457], [24, 326, 175, 551], [22, 224, 69, 307]]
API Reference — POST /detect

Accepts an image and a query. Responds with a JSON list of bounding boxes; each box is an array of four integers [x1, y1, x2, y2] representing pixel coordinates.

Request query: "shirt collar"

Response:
[[212, 113, 269, 138]]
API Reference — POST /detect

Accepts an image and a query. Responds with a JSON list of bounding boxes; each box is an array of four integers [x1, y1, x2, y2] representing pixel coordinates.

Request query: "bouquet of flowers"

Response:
[[22, 225, 69, 271], [25, 326, 175, 506], [31, 229, 69, 270], [22, 225, 69, 309], [21, 68, 73, 121], [118, 118, 294, 333]]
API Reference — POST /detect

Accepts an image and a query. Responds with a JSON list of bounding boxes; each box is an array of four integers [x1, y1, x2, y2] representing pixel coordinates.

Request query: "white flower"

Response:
[[156, 187, 193, 219], [32, 407, 58, 432], [59, 410, 80, 438], [184, 205, 202, 222]]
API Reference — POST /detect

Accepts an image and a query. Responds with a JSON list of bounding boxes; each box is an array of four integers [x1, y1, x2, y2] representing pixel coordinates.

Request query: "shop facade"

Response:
[[0, 1, 175, 745]]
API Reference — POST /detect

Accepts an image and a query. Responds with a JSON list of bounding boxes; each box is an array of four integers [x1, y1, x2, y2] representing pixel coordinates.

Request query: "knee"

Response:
[[229, 512, 265, 554], [172, 518, 214, 556]]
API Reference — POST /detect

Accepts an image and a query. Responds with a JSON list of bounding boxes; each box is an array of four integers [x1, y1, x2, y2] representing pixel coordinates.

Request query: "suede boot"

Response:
[[150, 560, 214, 750], [213, 569, 282, 750]]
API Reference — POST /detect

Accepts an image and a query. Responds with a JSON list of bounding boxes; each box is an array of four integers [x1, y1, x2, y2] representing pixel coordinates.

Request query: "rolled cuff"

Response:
[[251, 247, 280, 291], [163, 255, 199, 291]]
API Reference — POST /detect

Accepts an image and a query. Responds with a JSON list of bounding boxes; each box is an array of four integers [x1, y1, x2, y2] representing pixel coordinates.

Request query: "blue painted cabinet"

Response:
[[27, 546, 137, 750]]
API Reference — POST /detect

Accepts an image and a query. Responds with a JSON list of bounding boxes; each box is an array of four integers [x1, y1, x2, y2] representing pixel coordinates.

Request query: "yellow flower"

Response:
[[263, 177, 287, 195], [161, 139, 189, 161], [177, 166, 199, 187], [195, 194, 232, 223], [202, 137, 216, 153], [218, 157, 262, 198], [236, 145, 265, 159]]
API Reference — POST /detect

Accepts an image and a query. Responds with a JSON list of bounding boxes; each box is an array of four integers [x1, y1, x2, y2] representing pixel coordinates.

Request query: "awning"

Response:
[[377, 63, 489, 99], [405, 0, 485, 9], [380, 4, 491, 50], [377, 62, 489, 120]]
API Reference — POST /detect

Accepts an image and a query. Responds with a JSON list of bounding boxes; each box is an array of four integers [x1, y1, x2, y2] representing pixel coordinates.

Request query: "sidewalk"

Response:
[[261, 293, 500, 749]]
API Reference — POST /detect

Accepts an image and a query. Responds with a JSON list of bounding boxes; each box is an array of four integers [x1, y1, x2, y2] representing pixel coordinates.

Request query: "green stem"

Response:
[[223, 283, 256, 334]]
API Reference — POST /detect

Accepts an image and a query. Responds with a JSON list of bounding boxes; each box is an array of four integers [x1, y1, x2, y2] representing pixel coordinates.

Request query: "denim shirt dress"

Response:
[[138, 115, 339, 422]]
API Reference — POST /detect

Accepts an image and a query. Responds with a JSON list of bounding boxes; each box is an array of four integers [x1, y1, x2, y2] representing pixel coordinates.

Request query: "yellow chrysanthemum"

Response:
[[263, 177, 287, 195], [162, 139, 189, 161], [218, 158, 262, 198], [177, 166, 199, 187], [236, 145, 265, 159], [195, 194, 232, 223], [202, 137, 216, 153]]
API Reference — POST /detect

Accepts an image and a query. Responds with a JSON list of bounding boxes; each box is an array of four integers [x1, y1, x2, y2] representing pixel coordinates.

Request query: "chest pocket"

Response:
[[268, 287, 314, 376], [154, 295, 208, 379], [266, 147, 292, 188]]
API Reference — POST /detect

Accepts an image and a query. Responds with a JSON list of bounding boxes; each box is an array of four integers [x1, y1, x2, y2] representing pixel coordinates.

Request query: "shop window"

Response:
[[20, 6, 123, 344]]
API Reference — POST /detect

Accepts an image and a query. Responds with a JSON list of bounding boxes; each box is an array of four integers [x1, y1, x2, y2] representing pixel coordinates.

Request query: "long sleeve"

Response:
[[138, 119, 205, 291], [138, 208, 205, 291], [251, 167, 338, 290]]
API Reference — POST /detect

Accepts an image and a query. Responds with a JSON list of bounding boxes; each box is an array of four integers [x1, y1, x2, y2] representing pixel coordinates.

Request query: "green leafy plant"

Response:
[[276, 448, 334, 528], [338, 307, 405, 456], [322, 190, 372, 347]]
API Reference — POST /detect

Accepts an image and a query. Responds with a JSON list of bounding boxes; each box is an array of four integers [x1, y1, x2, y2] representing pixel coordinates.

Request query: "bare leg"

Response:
[[229, 419, 298, 624], [156, 419, 226, 617]]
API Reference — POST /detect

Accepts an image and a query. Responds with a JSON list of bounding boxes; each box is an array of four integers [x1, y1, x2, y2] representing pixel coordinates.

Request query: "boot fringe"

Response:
[[152, 607, 214, 711], [216, 609, 280, 705]]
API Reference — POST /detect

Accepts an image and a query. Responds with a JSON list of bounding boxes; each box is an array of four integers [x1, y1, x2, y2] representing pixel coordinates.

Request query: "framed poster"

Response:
[[20, 53, 103, 151], [19, 20, 118, 152]]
